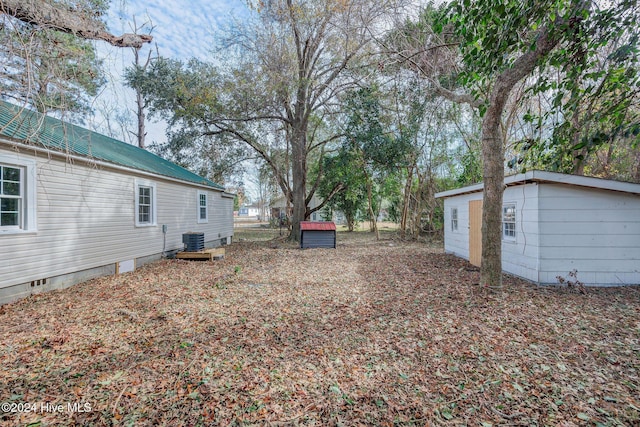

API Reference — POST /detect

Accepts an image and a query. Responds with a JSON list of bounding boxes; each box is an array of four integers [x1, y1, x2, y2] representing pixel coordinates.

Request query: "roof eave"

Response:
[[1, 137, 226, 192], [435, 170, 640, 199]]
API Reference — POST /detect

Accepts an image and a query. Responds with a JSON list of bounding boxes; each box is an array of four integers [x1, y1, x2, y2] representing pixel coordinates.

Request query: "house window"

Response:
[[138, 187, 152, 223], [1, 165, 22, 228], [0, 156, 36, 233], [451, 207, 458, 231], [502, 203, 516, 240], [198, 191, 208, 223], [135, 179, 156, 226]]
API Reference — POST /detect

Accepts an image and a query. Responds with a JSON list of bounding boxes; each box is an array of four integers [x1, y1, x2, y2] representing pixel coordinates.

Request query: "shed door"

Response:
[[468, 200, 483, 267]]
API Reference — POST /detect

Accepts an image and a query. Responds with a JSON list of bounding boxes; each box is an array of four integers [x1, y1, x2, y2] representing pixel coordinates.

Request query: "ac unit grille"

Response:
[[182, 232, 204, 252]]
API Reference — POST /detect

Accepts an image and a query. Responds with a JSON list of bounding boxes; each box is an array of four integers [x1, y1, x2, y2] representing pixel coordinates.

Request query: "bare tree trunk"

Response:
[[366, 175, 379, 240], [363, 167, 379, 239], [346, 213, 355, 231], [571, 102, 586, 175], [605, 144, 614, 177], [136, 91, 146, 149], [401, 163, 414, 237], [128, 18, 155, 149], [411, 171, 425, 237], [633, 150, 640, 182], [424, 170, 437, 233], [133, 47, 147, 149]]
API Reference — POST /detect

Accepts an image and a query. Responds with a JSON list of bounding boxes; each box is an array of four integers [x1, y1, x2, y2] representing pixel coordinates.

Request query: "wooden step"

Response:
[[176, 247, 225, 261]]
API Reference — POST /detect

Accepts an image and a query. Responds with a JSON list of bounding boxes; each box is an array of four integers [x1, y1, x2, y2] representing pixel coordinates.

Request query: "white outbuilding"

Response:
[[0, 101, 235, 304], [435, 170, 640, 286]]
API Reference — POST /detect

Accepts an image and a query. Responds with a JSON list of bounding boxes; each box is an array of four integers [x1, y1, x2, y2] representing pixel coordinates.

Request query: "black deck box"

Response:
[[300, 221, 336, 249]]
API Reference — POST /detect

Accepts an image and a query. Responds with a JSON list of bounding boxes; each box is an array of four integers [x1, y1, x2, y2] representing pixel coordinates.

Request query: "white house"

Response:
[[270, 194, 344, 223], [238, 203, 266, 219], [435, 170, 640, 286], [0, 101, 234, 304]]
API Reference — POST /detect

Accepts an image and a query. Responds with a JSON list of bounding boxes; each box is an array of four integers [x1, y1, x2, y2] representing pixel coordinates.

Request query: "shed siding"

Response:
[[443, 192, 482, 261], [443, 185, 540, 282], [501, 184, 540, 283], [301, 230, 336, 249], [537, 184, 640, 285], [0, 149, 233, 295]]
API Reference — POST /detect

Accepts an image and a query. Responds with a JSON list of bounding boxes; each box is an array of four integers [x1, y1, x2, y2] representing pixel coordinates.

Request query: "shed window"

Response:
[[135, 179, 156, 226], [502, 203, 516, 240], [451, 207, 458, 231], [198, 191, 208, 223]]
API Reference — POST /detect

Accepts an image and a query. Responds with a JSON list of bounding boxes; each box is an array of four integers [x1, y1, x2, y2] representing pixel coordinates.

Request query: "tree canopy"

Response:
[[389, 0, 640, 287], [127, 0, 400, 240], [0, 16, 105, 117]]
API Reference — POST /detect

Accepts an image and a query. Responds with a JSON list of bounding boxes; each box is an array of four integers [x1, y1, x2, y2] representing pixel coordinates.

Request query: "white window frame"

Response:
[[502, 202, 516, 241], [197, 190, 208, 223], [451, 207, 458, 232], [0, 154, 37, 234], [135, 179, 157, 227]]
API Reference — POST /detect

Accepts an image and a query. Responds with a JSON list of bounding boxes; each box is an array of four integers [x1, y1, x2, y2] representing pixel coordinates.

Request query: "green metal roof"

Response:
[[0, 100, 224, 190]]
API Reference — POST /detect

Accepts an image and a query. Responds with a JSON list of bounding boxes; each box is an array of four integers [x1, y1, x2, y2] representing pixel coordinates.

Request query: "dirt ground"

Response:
[[0, 228, 638, 426]]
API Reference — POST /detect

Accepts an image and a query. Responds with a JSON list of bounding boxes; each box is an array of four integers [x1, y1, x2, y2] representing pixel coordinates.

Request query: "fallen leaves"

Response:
[[0, 229, 638, 426]]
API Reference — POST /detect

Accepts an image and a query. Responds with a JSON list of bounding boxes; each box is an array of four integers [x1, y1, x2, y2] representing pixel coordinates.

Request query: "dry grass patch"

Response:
[[0, 230, 639, 426]]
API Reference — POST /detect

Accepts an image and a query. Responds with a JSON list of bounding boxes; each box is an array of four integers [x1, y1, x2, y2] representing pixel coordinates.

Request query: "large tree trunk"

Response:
[[479, 26, 561, 288], [290, 121, 307, 242], [0, 0, 152, 48], [480, 106, 506, 288]]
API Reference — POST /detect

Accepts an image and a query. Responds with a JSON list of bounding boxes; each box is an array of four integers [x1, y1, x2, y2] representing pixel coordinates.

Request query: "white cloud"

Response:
[[108, 0, 249, 60], [91, 0, 251, 146]]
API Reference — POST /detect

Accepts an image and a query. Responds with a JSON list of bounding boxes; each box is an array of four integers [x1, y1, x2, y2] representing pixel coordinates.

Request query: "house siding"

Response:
[[0, 147, 233, 303], [537, 184, 640, 285]]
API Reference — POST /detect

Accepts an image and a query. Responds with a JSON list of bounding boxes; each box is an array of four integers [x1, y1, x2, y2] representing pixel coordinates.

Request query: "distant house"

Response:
[[270, 194, 342, 223], [238, 203, 264, 219], [0, 101, 234, 304], [435, 170, 640, 286]]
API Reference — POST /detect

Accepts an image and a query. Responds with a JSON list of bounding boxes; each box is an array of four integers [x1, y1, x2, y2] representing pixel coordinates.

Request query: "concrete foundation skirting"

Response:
[[0, 239, 230, 305], [0, 263, 116, 306]]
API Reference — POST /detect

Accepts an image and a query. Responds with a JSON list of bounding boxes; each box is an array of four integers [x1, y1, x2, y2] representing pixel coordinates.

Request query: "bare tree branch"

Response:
[[0, 0, 152, 48], [308, 182, 344, 215]]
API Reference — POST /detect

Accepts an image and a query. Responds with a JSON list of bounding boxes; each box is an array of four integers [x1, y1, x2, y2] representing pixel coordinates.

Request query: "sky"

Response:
[[91, 0, 252, 145], [107, 0, 250, 60]]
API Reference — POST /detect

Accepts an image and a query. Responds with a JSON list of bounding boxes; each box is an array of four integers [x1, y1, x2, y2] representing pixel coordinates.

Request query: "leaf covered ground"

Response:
[[1, 228, 639, 426]]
